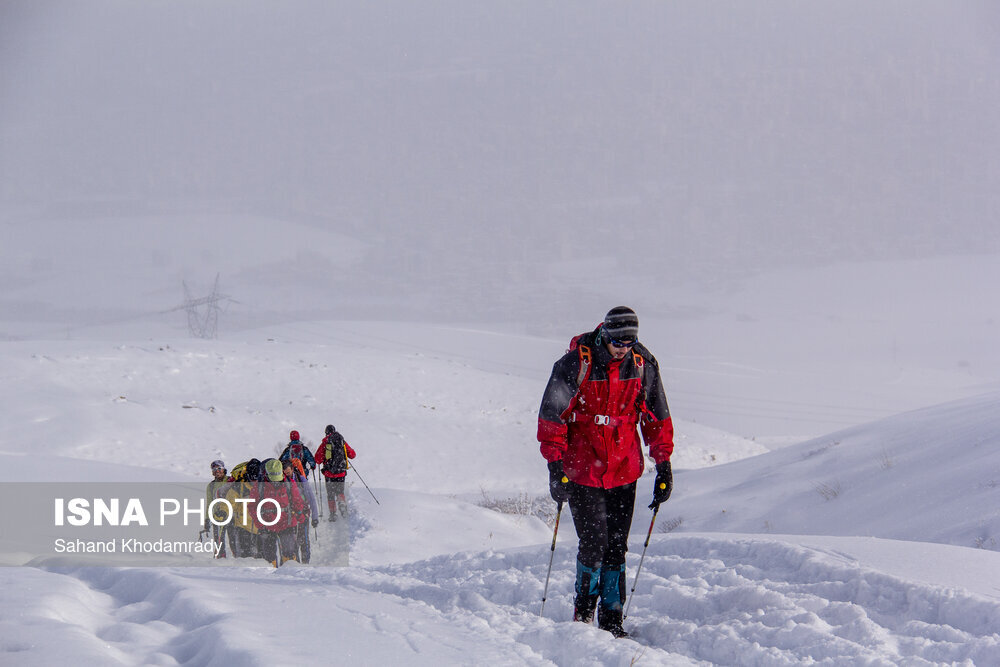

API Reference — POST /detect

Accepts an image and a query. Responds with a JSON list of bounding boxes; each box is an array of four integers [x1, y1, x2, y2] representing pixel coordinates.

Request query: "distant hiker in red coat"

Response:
[[538, 306, 674, 638], [315, 424, 356, 521]]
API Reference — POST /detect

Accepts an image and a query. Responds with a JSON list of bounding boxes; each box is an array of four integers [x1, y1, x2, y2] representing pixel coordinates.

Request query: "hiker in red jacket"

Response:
[[253, 458, 307, 566], [537, 306, 674, 637], [315, 424, 356, 521]]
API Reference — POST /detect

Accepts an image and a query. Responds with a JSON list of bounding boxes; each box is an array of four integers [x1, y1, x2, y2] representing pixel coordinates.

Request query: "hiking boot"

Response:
[[597, 607, 629, 638], [328, 513, 337, 522], [340, 506, 348, 518], [573, 594, 598, 624]]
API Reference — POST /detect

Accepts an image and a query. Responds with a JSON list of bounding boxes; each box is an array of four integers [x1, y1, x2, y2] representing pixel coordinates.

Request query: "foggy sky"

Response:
[[2, 0, 999, 323]]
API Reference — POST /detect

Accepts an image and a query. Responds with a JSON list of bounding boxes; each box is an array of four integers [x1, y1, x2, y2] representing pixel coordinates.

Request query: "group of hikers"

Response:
[[198, 305, 672, 638], [203, 424, 357, 567]]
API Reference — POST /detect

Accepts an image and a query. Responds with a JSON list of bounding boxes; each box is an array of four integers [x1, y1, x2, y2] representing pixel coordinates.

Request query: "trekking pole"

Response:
[[539, 501, 564, 617], [350, 462, 380, 505], [624, 504, 659, 620], [320, 470, 327, 513], [313, 468, 323, 517]]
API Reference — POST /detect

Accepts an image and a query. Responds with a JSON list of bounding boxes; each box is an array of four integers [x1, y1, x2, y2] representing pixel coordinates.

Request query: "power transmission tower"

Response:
[[180, 274, 229, 339]]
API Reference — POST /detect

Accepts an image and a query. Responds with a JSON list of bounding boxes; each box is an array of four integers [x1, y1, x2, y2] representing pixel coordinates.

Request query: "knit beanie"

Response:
[[603, 306, 639, 341]]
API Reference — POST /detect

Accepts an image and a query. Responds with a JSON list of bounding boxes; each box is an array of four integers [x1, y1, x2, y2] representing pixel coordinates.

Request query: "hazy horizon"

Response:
[[2, 1, 999, 440], [3, 1, 999, 325]]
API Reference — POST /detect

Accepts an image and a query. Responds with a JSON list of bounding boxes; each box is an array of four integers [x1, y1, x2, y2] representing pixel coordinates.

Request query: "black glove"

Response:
[[548, 461, 572, 503], [649, 460, 673, 509], [311, 518, 319, 527]]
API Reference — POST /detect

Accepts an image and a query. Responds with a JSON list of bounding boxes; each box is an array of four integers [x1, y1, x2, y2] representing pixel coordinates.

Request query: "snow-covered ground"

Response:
[[4, 2, 1000, 663], [2, 320, 1000, 665]]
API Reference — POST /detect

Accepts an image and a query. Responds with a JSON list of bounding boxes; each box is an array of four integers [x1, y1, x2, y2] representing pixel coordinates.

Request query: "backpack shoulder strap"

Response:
[[576, 344, 592, 387], [558, 344, 593, 423], [632, 347, 654, 416], [632, 348, 644, 382]]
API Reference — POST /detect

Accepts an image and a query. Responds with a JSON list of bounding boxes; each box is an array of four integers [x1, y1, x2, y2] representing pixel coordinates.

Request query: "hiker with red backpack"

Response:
[[315, 424, 356, 521], [537, 306, 675, 638], [253, 458, 306, 566], [279, 430, 317, 473]]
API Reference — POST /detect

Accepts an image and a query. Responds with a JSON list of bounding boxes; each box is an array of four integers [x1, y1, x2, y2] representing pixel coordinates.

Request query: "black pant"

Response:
[[325, 477, 347, 514], [569, 482, 636, 569], [277, 528, 299, 564], [262, 528, 299, 565], [232, 526, 258, 558], [294, 521, 310, 563], [260, 531, 278, 564]]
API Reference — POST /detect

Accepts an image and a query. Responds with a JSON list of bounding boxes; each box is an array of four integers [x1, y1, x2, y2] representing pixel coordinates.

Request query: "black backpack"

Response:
[[323, 432, 349, 475]]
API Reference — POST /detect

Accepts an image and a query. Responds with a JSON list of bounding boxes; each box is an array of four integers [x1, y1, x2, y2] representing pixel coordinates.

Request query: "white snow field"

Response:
[[1, 325, 999, 666], [4, 1, 1000, 664]]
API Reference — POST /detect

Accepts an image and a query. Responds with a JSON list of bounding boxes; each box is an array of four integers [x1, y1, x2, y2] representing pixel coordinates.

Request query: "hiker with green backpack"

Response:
[[315, 424, 356, 521]]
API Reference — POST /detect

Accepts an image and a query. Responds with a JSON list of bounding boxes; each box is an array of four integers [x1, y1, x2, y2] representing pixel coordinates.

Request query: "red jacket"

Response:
[[252, 478, 306, 532], [538, 328, 674, 489], [316, 434, 356, 479]]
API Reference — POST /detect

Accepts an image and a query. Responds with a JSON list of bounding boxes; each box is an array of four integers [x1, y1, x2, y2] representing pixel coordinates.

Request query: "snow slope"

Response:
[[2, 327, 1000, 665], [661, 392, 1000, 549]]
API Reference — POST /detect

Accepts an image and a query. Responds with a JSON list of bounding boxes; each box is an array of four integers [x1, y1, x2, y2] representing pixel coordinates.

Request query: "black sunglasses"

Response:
[[608, 336, 636, 349]]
